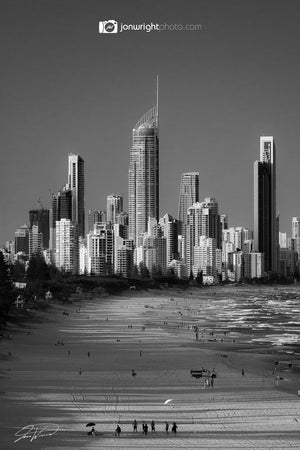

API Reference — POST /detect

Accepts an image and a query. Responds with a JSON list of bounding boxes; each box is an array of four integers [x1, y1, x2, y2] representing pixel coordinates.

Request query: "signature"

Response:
[[14, 423, 59, 443]]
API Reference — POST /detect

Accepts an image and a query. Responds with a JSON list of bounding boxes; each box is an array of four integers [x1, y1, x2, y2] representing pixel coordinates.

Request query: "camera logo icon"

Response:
[[99, 20, 118, 33]]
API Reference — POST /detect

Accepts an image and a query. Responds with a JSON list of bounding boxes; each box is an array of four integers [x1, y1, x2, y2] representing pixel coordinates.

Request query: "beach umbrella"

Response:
[[86, 422, 96, 427]]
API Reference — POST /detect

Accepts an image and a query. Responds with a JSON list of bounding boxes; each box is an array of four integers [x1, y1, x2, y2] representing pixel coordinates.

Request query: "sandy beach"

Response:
[[1, 285, 300, 449]]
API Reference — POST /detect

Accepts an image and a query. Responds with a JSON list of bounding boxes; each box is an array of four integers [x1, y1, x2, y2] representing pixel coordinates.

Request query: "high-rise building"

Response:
[[115, 211, 129, 238], [185, 198, 221, 274], [55, 219, 79, 274], [57, 188, 72, 221], [128, 83, 159, 244], [117, 246, 134, 278], [87, 209, 106, 234], [279, 247, 297, 278], [254, 136, 279, 272], [178, 172, 200, 236], [29, 225, 43, 258], [159, 213, 179, 264], [68, 153, 85, 237], [79, 238, 88, 275], [14, 224, 30, 261], [292, 217, 300, 264], [220, 214, 228, 231], [143, 218, 167, 275], [279, 232, 287, 249], [29, 208, 50, 249], [193, 236, 217, 277], [87, 223, 114, 276], [107, 194, 123, 224], [50, 188, 72, 252], [244, 252, 265, 279]]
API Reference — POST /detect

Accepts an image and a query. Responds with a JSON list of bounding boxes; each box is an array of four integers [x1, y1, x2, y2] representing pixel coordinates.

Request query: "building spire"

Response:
[[156, 74, 159, 117]]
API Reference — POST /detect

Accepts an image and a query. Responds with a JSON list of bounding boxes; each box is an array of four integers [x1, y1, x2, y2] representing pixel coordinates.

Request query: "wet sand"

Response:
[[1, 285, 300, 449]]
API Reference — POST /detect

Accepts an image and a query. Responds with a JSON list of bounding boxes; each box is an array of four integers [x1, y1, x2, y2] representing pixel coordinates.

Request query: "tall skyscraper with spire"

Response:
[[128, 80, 159, 244], [68, 153, 85, 237], [254, 136, 279, 273], [178, 172, 200, 236]]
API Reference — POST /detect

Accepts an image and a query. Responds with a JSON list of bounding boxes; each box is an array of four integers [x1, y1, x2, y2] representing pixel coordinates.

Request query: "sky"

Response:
[[1, 0, 300, 244]]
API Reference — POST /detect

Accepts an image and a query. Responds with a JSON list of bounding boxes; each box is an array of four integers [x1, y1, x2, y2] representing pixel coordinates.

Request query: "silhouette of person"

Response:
[[133, 419, 137, 432], [151, 420, 155, 432], [165, 421, 169, 434]]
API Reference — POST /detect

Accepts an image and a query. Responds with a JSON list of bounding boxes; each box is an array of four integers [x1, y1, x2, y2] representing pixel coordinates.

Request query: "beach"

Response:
[[1, 285, 300, 449]]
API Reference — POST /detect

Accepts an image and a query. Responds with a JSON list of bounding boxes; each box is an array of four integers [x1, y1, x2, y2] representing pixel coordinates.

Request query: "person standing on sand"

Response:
[[115, 424, 121, 437], [144, 423, 148, 435], [133, 419, 137, 432], [151, 420, 155, 432], [172, 421, 177, 433], [165, 421, 169, 434]]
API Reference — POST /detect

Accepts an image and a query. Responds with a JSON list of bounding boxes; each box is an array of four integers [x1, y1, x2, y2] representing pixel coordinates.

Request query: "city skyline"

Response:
[[1, 0, 300, 243]]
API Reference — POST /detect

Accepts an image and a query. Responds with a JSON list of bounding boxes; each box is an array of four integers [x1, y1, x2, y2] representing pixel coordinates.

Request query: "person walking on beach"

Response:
[[79, 367, 82, 375], [151, 420, 155, 432], [165, 421, 169, 434], [172, 422, 178, 433], [133, 419, 137, 432], [88, 351, 90, 358], [142, 422, 145, 434], [115, 424, 121, 437], [144, 423, 148, 435]]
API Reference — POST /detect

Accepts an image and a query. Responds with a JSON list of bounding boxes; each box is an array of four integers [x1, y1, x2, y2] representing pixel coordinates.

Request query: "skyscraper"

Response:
[[68, 153, 85, 237], [254, 136, 278, 273], [128, 81, 159, 244], [86, 222, 113, 275], [29, 225, 43, 258], [107, 194, 123, 224], [55, 219, 79, 274], [178, 172, 200, 236], [159, 213, 179, 264], [185, 198, 221, 275], [87, 209, 106, 233], [29, 207, 50, 249], [292, 217, 300, 265], [14, 224, 30, 260]]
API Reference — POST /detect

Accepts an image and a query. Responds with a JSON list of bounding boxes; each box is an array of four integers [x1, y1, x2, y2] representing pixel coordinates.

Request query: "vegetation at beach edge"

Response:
[[0, 251, 298, 325]]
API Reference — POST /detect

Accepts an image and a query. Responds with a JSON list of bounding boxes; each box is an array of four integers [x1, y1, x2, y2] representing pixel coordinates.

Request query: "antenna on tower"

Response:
[[156, 74, 159, 116]]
